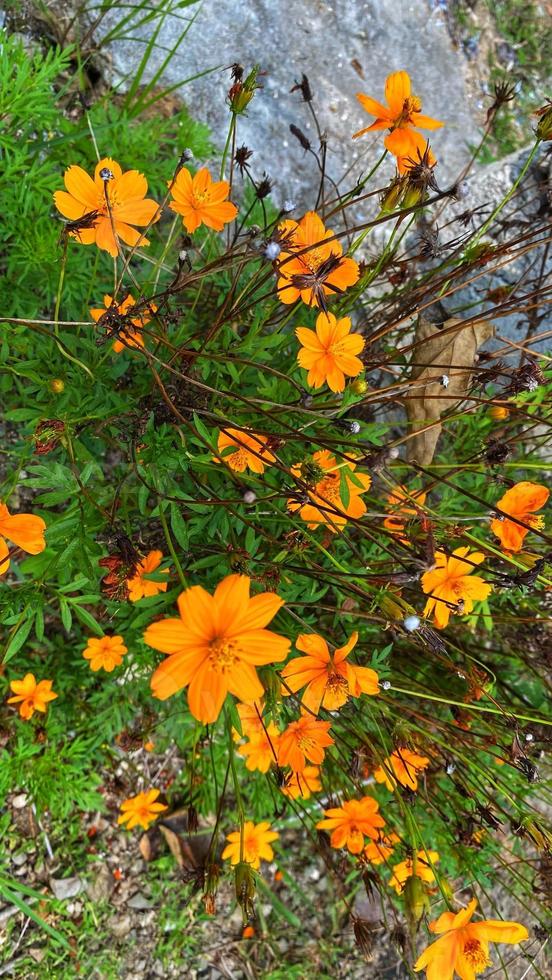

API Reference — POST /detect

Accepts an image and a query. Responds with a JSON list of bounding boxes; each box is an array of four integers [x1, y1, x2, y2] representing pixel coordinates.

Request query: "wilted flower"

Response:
[[277, 211, 359, 309], [90, 294, 157, 353]]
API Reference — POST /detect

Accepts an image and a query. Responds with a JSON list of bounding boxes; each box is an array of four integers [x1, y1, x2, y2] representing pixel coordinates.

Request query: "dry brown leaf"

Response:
[[404, 316, 494, 465]]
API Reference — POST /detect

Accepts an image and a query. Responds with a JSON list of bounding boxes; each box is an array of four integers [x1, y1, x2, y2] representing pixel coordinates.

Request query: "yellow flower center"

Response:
[[193, 190, 212, 206], [316, 473, 341, 504], [297, 732, 317, 753], [462, 938, 491, 972], [326, 670, 348, 699], [209, 637, 239, 673], [96, 188, 122, 215], [527, 514, 545, 530], [230, 448, 249, 468]]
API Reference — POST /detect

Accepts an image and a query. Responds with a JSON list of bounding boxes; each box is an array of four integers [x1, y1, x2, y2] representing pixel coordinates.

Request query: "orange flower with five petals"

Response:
[[216, 428, 276, 474], [222, 821, 279, 870], [353, 71, 443, 174], [169, 167, 238, 233], [277, 211, 359, 308], [374, 747, 430, 792], [144, 574, 290, 724], [7, 674, 57, 720], [127, 550, 169, 602], [281, 631, 379, 714], [277, 715, 334, 772], [117, 789, 167, 830], [296, 312, 365, 393], [281, 766, 322, 800], [90, 294, 157, 353], [414, 897, 529, 979], [54, 157, 159, 257], [490, 481, 549, 553], [238, 721, 281, 773], [316, 796, 385, 854], [421, 547, 492, 629], [288, 450, 371, 532], [0, 502, 46, 575]]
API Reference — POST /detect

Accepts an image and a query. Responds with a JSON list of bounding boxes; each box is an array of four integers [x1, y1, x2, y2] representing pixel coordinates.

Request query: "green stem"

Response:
[[157, 504, 187, 589]]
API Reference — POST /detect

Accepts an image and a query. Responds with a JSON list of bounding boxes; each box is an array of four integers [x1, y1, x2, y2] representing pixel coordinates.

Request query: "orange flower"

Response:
[[83, 634, 128, 673], [414, 897, 529, 979], [490, 481, 549, 553], [277, 211, 359, 308], [316, 796, 385, 854], [90, 294, 157, 353], [7, 674, 57, 720], [277, 715, 334, 772], [374, 747, 430, 792], [169, 167, 238, 233], [364, 832, 400, 865], [127, 550, 169, 602], [0, 502, 46, 575], [296, 312, 365, 393], [144, 574, 290, 724], [238, 721, 281, 773], [353, 71, 443, 174], [288, 450, 371, 532], [390, 849, 439, 894], [421, 547, 492, 629], [235, 700, 265, 739], [281, 631, 379, 714], [117, 788, 167, 830], [53, 157, 159, 257], [222, 821, 279, 870], [384, 485, 427, 538], [281, 765, 322, 800], [216, 428, 276, 474]]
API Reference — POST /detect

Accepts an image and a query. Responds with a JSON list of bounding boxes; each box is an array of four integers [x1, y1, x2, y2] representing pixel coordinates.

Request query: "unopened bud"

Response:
[[403, 874, 430, 922], [489, 405, 509, 421], [235, 861, 256, 920], [181, 148, 194, 161], [228, 65, 260, 115], [49, 378, 65, 394], [99, 167, 114, 181], [535, 102, 552, 141], [350, 378, 368, 395]]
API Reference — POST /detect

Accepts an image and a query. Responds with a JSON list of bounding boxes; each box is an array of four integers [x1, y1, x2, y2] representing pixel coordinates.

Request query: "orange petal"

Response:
[[187, 661, 227, 723], [53, 190, 89, 220], [150, 650, 202, 700], [356, 92, 392, 120], [0, 513, 46, 554], [413, 112, 444, 131], [63, 165, 99, 208], [385, 70, 411, 115], [144, 618, 199, 654]]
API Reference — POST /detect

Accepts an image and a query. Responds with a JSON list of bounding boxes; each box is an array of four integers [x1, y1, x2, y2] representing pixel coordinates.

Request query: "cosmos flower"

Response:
[[222, 821, 279, 870], [281, 766, 322, 800], [277, 715, 334, 772], [169, 167, 238, 233], [383, 485, 427, 539], [316, 796, 385, 854], [216, 428, 276, 474], [54, 157, 159, 257], [364, 832, 400, 865], [238, 721, 281, 773], [353, 71, 443, 174], [414, 897, 528, 980], [276, 211, 359, 308], [490, 481, 549, 553], [117, 789, 167, 830], [90, 294, 157, 353], [281, 631, 379, 714], [83, 634, 128, 673], [7, 674, 57, 720], [421, 547, 492, 629], [390, 849, 439, 894], [145, 574, 290, 724], [296, 312, 365, 392], [374, 747, 430, 792], [288, 450, 371, 532], [127, 550, 169, 602], [0, 503, 46, 576]]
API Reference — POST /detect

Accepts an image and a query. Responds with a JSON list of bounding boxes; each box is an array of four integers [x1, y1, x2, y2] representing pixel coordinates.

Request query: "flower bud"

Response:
[[535, 102, 552, 141], [49, 378, 65, 394], [228, 65, 260, 115], [489, 405, 509, 421], [350, 378, 368, 395], [403, 874, 430, 922], [243, 490, 256, 504], [234, 861, 256, 920], [380, 177, 407, 213]]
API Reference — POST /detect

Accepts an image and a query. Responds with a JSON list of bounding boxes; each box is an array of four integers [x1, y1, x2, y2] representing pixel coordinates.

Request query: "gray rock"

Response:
[[99, 0, 481, 202], [126, 891, 154, 910], [107, 913, 133, 938], [85, 863, 115, 903], [49, 875, 85, 901]]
